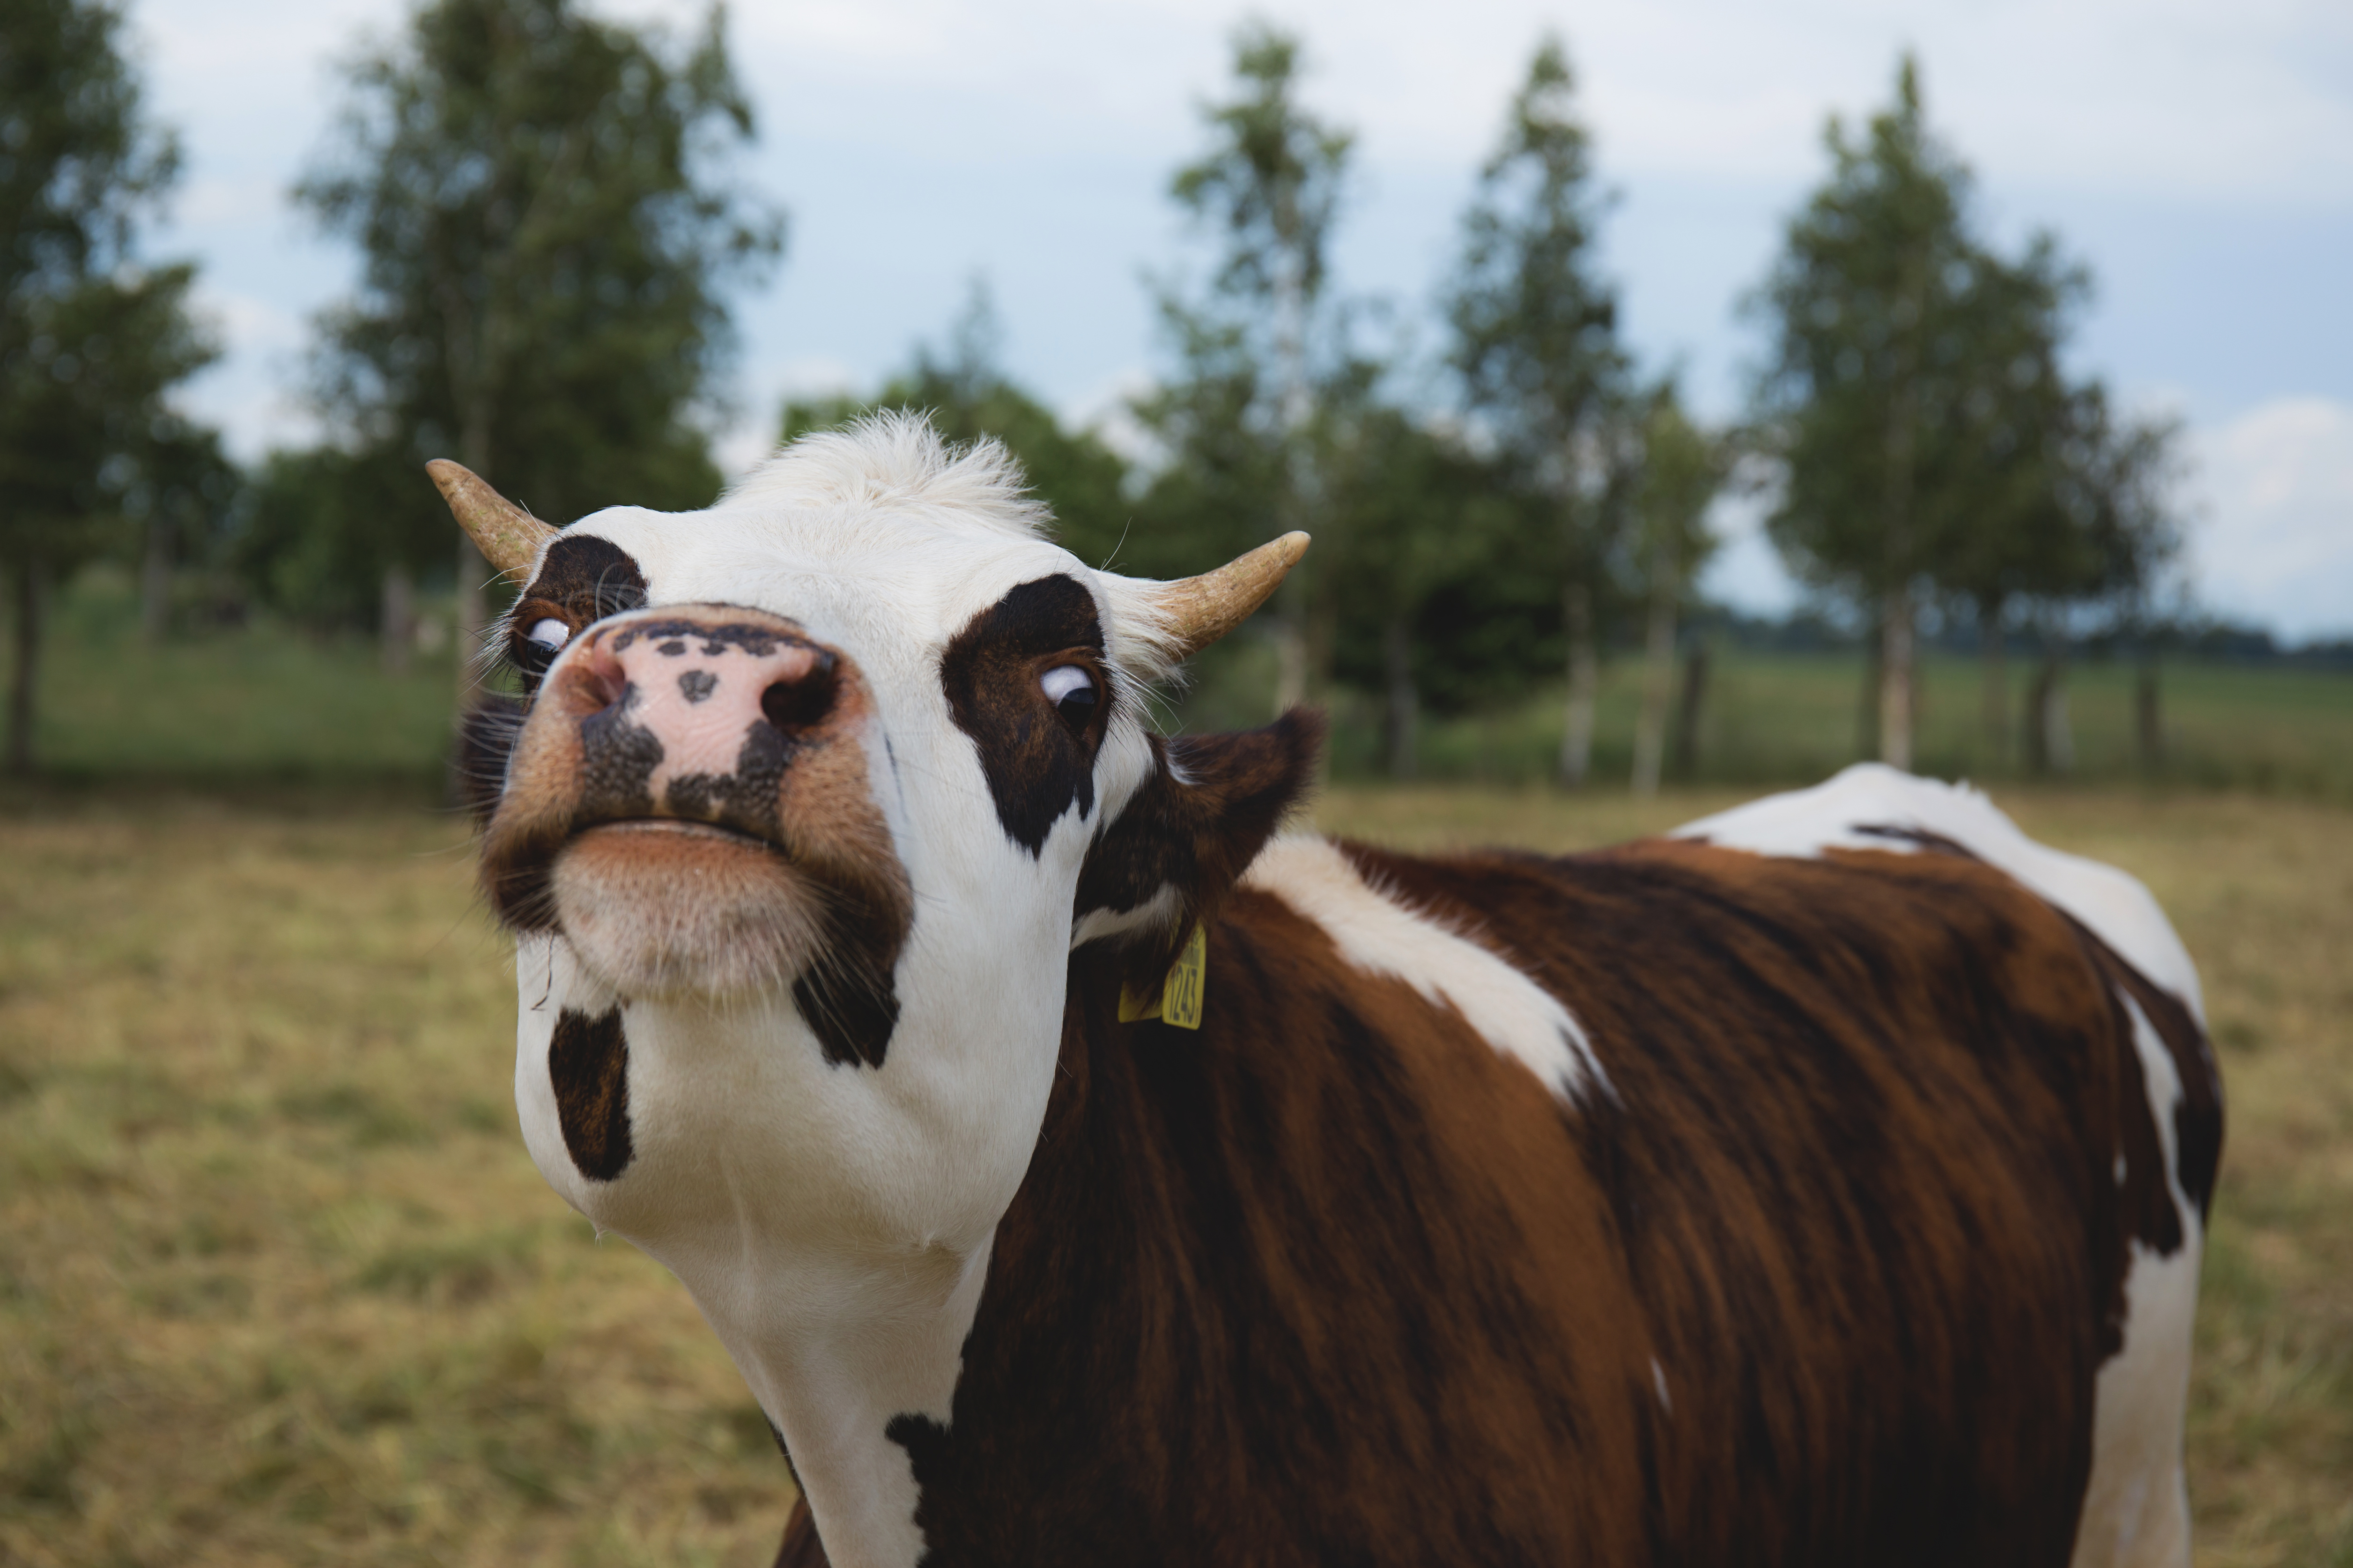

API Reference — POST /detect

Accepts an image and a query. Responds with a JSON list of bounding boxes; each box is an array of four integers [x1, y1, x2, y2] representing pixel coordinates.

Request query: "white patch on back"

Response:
[[1672, 763, 2205, 1024], [1240, 835, 1607, 1103]]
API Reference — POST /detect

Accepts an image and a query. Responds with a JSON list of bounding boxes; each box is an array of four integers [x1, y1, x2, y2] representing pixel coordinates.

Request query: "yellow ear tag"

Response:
[[1117, 925, 1206, 1030]]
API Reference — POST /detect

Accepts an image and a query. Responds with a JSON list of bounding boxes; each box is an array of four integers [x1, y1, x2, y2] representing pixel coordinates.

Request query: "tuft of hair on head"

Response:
[[721, 409, 1052, 541]]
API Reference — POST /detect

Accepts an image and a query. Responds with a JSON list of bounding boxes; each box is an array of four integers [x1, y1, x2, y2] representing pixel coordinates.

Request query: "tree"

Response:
[[1446, 36, 1629, 786], [1628, 385, 1726, 797], [1753, 56, 2188, 777], [130, 413, 238, 643], [1138, 20, 1354, 713], [1317, 401, 1499, 778], [1750, 56, 1985, 772], [0, 0, 217, 772], [776, 282, 1133, 566], [1921, 234, 2089, 768], [2008, 389, 2183, 776], [296, 0, 781, 684]]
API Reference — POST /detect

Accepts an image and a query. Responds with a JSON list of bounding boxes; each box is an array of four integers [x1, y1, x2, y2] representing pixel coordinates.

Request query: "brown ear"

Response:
[[1072, 708, 1324, 991]]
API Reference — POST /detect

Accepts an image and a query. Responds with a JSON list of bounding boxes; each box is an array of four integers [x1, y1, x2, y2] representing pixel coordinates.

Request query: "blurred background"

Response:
[[2, 0, 2347, 1563]]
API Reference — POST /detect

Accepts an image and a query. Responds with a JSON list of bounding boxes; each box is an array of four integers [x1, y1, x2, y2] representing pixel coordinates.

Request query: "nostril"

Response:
[[761, 651, 838, 732], [562, 644, 629, 714]]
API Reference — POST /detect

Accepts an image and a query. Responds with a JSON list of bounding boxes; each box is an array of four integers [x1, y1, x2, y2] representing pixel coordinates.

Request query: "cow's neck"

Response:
[[650, 1218, 992, 1568], [589, 985, 1047, 1568]]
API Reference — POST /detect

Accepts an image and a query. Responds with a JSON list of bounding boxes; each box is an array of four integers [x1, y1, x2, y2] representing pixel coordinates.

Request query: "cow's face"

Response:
[[447, 419, 1314, 1306]]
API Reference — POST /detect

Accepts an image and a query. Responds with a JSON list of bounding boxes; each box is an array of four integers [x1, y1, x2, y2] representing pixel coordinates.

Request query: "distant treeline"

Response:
[[0, 0, 2294, 791], [1698, 608, 2353, 670]]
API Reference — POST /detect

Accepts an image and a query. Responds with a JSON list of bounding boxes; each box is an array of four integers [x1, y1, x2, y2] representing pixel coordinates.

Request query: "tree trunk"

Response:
[[2024, 643, 2072, 776], [454, 406, 495, 697], [1271, 569, 1308, 717], [1879, 585, 1916, 772], [1876, 245, 1925, 774], [1632, 556, 1677, 798], [141, 518, 172, 644], [1978, 596, 2006, 773], [1558, 579, 1597, 788], [1669, 640, 1709, 783], [380, 563, 417, 677], [1857, 613, 1883, 762], [2135, 652, 2163, 772], [1380, 615, 1417, 781], [7, 562, 44, 776]]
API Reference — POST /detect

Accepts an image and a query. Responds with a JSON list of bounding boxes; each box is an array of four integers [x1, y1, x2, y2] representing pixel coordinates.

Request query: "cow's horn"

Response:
[[1153, 531, 1310, 660], [427, 459, 558, 584]]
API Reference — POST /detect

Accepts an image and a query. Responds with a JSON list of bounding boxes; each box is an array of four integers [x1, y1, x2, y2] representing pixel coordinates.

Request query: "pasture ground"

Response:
[[2, 784, 2347, 1565]]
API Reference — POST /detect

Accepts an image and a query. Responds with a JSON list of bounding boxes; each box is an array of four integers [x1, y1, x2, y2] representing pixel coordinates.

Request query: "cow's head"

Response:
[[441, 414, 1315, 1354]]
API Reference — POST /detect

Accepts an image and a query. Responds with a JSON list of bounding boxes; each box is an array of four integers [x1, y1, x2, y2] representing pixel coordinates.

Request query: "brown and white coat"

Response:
[[448, 415, 2220, 1568]]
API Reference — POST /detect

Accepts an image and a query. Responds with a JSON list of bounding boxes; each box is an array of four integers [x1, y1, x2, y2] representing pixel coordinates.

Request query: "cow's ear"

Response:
[[1073, 708, 1324, 988]]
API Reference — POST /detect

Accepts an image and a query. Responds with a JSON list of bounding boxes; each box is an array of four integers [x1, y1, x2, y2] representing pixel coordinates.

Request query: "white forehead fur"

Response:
[[551, 411, 1187, 692]]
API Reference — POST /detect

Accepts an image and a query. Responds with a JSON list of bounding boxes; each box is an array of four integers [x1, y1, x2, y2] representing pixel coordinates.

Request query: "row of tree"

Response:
[[0, 0, 2185, 789], [802, 30, 2178, 785]]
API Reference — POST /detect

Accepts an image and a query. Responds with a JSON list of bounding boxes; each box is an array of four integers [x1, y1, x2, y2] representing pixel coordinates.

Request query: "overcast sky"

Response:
[[134, 0, 2353, 636]]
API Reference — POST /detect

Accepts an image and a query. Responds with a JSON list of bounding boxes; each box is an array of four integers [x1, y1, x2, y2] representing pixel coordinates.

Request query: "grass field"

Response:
[[3, 782, 2348, 1565]]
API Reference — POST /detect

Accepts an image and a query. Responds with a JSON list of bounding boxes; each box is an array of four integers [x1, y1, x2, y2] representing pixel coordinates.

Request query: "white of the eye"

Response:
[[526, 617, 570, 650], [1041, 665, 1094, 703]]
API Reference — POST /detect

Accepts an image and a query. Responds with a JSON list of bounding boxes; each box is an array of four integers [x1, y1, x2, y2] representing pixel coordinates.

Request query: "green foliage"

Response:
[[1631, 385, 1728, 599], [776, 282, 1133, 567], [1166, 22, 1352, 324], [1747, 55, 2180, 636], [1131, 20, 1365, 697], [0, 0, 219, 769], [0, 264, 216, 571], [1446, 34, 1626, 510], [292, 0, 783, 588], [0, 0, 178, 297], [233, 445, 419, 630]]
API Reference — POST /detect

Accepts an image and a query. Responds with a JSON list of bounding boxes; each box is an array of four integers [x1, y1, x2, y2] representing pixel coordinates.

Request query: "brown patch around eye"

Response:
[[941, 575, 1111, 857], [510, 535, 650, 692]]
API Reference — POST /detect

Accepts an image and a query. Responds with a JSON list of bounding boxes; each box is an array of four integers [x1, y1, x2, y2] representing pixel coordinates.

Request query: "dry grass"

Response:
[[0, 799, 792, 1568], [3, 784, 2347, 1564]]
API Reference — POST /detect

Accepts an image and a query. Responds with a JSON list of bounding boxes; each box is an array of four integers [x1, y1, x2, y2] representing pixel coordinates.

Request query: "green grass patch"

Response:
[[11, 565, 2352, 800]]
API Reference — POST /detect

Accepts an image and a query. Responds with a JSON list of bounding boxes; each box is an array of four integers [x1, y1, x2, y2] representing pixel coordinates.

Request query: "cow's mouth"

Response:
[[573, 817, 780, 852], [545, 815, 823, 1000]]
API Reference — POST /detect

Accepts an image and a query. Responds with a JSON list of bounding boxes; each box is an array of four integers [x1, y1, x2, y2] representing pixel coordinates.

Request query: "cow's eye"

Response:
[[526, 617, 570, 651], [1041, 664, 1096, 724]]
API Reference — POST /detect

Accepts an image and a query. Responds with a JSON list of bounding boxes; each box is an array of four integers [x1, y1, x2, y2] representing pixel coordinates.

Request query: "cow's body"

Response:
[[765, 777, 2219, 1568], [441, 419, 2219, 1568]]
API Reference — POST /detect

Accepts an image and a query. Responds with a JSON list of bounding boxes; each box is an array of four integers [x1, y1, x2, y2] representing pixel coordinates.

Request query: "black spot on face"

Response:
[[610, 618, 796, 658], [793, 874, 905, 1071], [549, 1006, 633, 1181], [664, 720, 792, 841], [508, 535, 650, 692], [577, 683, 666, 820], [940, 575, 1110, 857], [679, 669, 718, 703]]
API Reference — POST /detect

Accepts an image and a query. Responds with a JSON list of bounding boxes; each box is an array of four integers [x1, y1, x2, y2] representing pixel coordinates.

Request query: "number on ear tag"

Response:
[[1117, 925, 1206, 1030]]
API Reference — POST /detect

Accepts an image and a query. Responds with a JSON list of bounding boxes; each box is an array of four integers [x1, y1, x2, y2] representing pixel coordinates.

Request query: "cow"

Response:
[[437, 413, 2222, 1568]]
